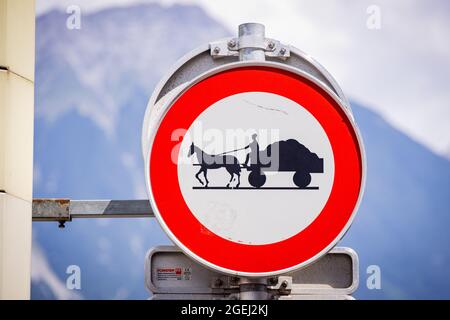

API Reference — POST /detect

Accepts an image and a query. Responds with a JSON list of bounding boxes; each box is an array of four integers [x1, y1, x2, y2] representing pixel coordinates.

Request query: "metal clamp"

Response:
[[210, 38, 290, 59], [210, 23, 290, 60], [267, 276, 293, 296]]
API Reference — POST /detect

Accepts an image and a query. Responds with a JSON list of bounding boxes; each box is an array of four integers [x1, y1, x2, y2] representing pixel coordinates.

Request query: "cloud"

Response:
[[31, 241, 83, 300], [121, 152, 147, 198], [187, 0, 450, 157], [35, 0, 149, 15], [129, 234, 145, 257], [113, 287, 130, 299], [35, 0, 450, 157], [96, 237, 112, 266]]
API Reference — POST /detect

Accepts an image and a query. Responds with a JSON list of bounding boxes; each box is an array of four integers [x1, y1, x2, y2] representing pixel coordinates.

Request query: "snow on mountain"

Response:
[[36, 3, 230, 137]]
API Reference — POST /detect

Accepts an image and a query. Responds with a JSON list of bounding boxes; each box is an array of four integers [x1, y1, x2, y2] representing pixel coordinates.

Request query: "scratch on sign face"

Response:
[[244, 100, 288, 115]]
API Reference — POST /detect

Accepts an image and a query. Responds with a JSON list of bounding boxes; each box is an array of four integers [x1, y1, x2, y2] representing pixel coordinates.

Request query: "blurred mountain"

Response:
[[341, 103, 450, 299], [33, 3, 450, 299]]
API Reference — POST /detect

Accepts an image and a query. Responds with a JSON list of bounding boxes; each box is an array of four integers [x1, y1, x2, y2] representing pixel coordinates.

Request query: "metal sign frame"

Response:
[[143, 60, 366, 277], [145, 246, 359, 300]]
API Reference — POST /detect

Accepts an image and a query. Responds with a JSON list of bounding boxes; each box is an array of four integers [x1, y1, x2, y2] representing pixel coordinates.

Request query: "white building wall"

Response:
[[0, 0, 35, 300]]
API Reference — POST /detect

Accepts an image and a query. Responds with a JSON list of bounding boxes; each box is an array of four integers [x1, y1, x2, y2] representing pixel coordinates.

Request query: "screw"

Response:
[[228, 39, 236, 48], [280, 47, 286, 55], [213, 46, 221, 54], [214, 278, 223, 287], [230, 277, 239, 285], [268, 277, 278, 285], [280, 280, 289, 288], [268, 41, 275, 50]]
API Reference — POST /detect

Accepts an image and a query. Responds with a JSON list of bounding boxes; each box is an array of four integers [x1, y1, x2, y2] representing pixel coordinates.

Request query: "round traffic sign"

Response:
[[145, 62, 365, 276]]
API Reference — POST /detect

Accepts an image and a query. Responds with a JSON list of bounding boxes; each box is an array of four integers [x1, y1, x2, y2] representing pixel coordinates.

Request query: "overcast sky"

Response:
[[36, 0, 450, 158]]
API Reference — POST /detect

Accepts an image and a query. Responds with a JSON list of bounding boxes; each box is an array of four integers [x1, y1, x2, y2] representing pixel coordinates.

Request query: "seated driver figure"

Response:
[[244, 134, 259, 168]]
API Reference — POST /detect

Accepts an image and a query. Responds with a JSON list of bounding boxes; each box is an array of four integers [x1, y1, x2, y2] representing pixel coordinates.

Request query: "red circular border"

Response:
[[149, 66, 362, 273]]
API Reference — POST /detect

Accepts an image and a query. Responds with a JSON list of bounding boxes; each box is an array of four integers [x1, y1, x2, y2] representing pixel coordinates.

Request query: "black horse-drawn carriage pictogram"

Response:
[[188, 139, 324, 189]]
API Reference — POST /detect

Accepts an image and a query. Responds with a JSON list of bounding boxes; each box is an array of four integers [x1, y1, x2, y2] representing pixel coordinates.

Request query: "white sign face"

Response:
[[177, 92, 334, 245]]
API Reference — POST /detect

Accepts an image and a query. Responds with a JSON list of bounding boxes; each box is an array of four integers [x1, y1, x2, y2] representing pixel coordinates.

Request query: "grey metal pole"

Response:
[[239, 277, 269, 300], [238, 23, 266, 61], [238, 23, 270, 300]]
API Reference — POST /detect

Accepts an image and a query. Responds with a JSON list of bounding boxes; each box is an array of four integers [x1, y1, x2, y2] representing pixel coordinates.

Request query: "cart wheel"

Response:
[[293, 171, 311, 188], [248, 171, 266, 188]]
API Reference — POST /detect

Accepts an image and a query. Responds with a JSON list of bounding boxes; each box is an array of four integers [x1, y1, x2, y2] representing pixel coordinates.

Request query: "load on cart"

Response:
[[243, 136, 324, 188]]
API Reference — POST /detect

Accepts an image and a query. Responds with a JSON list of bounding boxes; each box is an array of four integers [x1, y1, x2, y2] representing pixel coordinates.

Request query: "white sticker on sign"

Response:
[[156, 267, 192, 281]]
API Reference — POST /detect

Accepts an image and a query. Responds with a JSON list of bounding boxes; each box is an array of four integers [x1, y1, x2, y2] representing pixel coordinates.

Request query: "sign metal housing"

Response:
[[142, 23, 366, 278]]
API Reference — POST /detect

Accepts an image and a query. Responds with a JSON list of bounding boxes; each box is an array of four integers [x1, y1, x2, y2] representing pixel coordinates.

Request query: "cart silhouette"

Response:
[[244, 139, 324, 188], [188, 139, 323, 189]]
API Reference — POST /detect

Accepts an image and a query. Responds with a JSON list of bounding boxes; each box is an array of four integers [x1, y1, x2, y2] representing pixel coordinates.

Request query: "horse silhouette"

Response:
[[188, 143, 241, 188]]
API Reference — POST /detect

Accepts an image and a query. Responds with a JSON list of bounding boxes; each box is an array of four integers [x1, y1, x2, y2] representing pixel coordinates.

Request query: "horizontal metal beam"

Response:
[[70, 200, 153, 218], [32, 199, 154, 224]]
